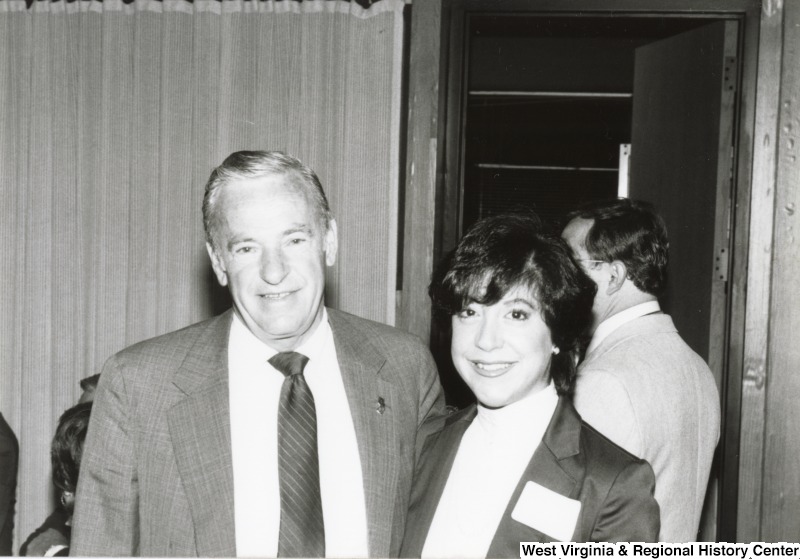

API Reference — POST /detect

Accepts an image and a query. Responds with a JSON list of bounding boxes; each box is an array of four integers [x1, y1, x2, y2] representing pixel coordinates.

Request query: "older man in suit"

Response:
[[561, 198, 720, 543], [71, 150, 444, 557]]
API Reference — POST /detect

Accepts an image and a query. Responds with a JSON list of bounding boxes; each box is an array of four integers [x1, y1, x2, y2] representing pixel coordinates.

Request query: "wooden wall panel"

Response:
[[718, 0, 761, 543], [761, 0, 800, 541], [398, 0, 443, 341], [737, 0, 783, 542]]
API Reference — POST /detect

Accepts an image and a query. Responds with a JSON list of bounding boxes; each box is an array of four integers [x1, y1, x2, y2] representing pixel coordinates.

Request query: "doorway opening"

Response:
[[432, 7, 745, 541]]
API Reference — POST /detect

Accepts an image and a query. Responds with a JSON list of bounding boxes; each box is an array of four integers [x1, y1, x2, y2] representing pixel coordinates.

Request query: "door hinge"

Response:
[[715, 247, 729, 282]]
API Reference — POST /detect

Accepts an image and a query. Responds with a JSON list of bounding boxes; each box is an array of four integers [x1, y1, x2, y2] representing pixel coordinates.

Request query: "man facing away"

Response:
[[71, 150, 445, 557], [562, 198, 720, 543]]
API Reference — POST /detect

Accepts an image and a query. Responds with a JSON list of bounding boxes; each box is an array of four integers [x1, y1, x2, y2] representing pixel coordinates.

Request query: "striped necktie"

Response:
[[269, 351, 325, 558]]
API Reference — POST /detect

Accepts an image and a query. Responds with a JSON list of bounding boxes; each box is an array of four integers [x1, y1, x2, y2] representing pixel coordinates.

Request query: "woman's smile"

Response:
[[471, 360, 516, 377]]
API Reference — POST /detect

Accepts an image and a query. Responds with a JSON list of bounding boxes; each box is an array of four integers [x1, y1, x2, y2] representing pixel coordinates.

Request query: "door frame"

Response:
[[400, 0, 761, 542]]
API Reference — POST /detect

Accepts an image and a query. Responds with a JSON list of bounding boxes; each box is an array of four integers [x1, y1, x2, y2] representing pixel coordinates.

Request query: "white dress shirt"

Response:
[[421, 383, 559, 559], [228, 309, 369, 558], [586, 300, 661, 357]]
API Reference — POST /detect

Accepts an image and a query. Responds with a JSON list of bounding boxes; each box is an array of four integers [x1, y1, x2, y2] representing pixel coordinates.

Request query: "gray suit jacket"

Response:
[[573, 313, 719, 543], [71, 308, 444, 557]]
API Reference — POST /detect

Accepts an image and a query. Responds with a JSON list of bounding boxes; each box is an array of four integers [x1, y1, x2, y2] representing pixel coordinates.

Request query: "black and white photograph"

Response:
[[0, 0, 797, 556]]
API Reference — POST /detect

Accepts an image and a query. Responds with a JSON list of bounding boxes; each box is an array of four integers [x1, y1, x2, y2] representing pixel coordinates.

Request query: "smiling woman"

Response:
[[401, 213, 661, 554], [430, 213, 595, 399], [450, 286, 558, 409]]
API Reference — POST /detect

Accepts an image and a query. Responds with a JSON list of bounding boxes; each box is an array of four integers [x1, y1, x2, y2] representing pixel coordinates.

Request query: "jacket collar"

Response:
[[525, 397, 584, 498], [168, 310, 237, 556], [586, 312, 677, 361], [171, 310, 232, 395]]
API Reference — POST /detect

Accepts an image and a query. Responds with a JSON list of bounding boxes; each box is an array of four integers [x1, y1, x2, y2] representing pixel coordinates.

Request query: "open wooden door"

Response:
[[628, 20, 738, 540]]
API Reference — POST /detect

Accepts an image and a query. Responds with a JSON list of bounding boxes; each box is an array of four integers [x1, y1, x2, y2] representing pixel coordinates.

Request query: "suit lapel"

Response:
[[488, 398, 585, 554], [538, 397, 585, 496], [401, 406, 476, 557], [328, 309, 397, 557], [168, 311, 237, 557]]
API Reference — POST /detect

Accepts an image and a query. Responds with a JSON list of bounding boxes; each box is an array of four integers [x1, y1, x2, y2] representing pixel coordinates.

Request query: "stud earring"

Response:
[[552, 346, 560, 355], [60, 491, 74, 509]]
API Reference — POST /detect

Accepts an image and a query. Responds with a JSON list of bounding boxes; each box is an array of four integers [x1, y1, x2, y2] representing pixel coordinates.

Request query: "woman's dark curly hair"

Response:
[[429, 213, 596, 396], [51, 401, 92, 501]]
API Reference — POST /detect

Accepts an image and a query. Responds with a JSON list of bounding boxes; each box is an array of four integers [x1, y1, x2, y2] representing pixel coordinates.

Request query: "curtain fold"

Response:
[[0, 0, 405, 550]]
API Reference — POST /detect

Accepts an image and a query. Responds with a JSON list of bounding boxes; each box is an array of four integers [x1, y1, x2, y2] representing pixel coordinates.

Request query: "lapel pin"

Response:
[[376, 397, 386, 415]]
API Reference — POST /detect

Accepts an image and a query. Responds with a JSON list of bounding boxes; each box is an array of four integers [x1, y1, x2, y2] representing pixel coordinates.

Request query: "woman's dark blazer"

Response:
[[401, 396, 660, 556]]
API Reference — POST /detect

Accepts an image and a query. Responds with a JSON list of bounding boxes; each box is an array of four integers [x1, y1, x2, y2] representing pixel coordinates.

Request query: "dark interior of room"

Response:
[[462, 15, 711, 234]]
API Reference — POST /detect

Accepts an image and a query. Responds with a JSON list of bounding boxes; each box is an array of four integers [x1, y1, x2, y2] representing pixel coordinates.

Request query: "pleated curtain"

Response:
[[0, 0, 405, 550]]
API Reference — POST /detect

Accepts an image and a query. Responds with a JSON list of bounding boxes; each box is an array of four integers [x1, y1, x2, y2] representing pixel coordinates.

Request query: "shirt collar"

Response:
[[294, 307, 330, 362], [475, 382, 559, 440], [587, 300, 661, 356], [229, 307, 330, 363]]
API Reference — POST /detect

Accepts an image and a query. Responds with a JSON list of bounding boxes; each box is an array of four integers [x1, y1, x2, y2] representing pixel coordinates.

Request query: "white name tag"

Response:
[[511, 481, 581, 542]]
